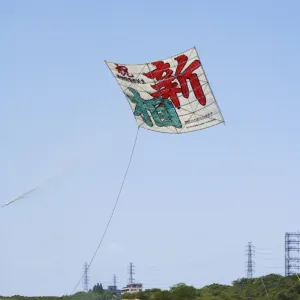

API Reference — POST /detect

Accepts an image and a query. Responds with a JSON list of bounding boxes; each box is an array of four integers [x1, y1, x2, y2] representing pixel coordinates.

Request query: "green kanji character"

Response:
[[125, 88, 182, 129]]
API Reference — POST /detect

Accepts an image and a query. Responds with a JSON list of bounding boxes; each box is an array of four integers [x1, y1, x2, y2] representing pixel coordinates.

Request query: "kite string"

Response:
[[71, 126, 141, 294]]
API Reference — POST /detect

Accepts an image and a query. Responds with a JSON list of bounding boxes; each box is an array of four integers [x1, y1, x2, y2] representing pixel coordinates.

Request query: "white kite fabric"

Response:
[[105, 47, 224, 134]]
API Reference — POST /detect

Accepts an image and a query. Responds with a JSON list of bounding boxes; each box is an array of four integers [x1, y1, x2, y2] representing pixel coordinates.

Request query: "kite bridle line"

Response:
[[70, 125, 141, 294]]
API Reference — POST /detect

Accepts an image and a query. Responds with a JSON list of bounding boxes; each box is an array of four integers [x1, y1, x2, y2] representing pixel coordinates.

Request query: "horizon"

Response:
[[1, 0, 300, 296]]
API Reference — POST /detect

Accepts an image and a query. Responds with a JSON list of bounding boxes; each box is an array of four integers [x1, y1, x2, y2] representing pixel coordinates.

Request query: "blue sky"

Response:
[[0, 0, 300, 296]]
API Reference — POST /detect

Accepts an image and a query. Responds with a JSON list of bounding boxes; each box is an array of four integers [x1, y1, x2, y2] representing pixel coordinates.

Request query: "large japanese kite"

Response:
[[105, 47, 224, 133]]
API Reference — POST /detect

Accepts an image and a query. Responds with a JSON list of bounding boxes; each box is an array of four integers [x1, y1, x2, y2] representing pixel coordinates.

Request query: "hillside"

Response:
[[1, 274, 300, 300]]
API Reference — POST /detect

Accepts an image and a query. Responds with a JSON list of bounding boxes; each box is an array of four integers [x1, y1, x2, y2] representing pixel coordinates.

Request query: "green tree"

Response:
[[92, 283, 104, 294], [170, 283, 197, 300]]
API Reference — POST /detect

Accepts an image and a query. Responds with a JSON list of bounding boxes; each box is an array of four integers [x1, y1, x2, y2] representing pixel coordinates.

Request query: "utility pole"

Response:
[[285, 231, 300, 276], [83, 262, 89, 292], [245, 242, 255, 278], [129, 262, 135, 284]]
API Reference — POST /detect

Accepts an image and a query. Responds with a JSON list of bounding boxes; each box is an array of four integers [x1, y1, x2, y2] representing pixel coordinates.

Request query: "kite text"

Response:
[[125, 87, 182, 129], [117, 74, 146, 84], [185, 112, 213, 125], [143, 54, 206, 109]]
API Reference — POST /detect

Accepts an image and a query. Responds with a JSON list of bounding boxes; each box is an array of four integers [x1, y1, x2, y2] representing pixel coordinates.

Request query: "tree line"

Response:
[[1, 274, 300, 300]]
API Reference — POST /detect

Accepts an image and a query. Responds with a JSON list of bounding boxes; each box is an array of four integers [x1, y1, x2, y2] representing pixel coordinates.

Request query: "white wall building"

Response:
[[121, 283, 143, 294]]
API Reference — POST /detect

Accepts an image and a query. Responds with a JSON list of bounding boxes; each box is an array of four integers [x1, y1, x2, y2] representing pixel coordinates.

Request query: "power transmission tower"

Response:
[[245, 242, 255, 278], [129, 262, 135, 284], [113, 274, 117, 287], [285, 231, 300, 276], [83, 262, 90, 292]]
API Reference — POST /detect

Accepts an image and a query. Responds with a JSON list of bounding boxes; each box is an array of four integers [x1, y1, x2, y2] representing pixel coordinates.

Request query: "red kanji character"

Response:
[[143, 55, 206, 108], [115, 64, 134, 78]]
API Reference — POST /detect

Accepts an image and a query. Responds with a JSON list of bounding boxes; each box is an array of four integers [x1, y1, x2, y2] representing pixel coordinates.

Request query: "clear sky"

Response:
[[0, 0, 300, 296]]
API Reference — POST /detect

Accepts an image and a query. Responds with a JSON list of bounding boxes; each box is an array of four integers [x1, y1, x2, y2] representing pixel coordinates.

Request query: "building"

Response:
[[121, 283, 143, 294], [106, 285, 121, 296]]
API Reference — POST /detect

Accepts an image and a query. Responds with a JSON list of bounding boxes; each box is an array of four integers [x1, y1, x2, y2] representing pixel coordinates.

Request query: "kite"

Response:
[[105, 47, 224, 134], [1, 177, 52, 208], [1, 187, 38, 208], [1, 165, 74, 209]]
